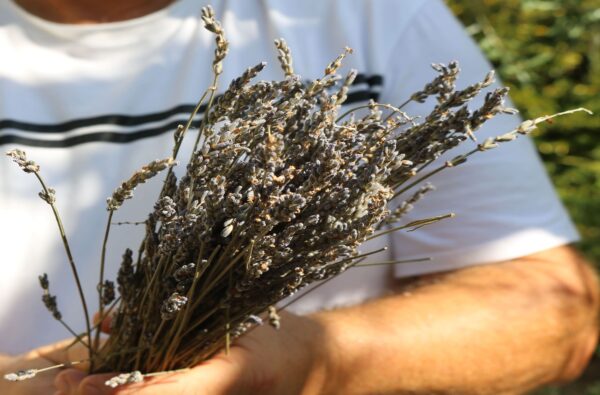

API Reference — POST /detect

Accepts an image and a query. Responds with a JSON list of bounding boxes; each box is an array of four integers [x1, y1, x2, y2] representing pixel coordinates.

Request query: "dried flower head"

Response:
[[6, 149, 40, 173], [274, 38, 294, 76], [201, 6, 229, 75], [4, 369, 37, 382], [38, 188, 56, 204], [105, 371, 144, 388], [161, 293, 188, 320], [107, 158, 175, 211]]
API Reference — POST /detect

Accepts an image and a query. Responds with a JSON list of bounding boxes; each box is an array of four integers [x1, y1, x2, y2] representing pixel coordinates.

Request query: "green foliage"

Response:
[[446, 0, 600, 263]]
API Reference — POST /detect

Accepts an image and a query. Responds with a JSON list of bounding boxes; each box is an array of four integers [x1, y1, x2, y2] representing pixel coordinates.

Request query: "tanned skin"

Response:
[[13, 0, 176, 24]]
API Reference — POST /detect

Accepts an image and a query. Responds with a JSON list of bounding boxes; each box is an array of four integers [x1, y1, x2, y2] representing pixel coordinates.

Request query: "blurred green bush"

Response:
[[446, 0, 600, 263]]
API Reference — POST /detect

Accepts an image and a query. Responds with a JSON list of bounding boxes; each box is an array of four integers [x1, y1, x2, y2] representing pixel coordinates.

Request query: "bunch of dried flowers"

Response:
[[4, 5, 590, 386]]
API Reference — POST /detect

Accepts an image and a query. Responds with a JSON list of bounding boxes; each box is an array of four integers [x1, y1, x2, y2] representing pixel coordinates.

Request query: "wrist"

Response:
[[304, 310, 353, 395], [276, 312, 338, 395]]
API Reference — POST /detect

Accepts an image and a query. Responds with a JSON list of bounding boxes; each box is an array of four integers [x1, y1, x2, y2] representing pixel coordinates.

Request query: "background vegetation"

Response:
[[445, 1, 600, 393]]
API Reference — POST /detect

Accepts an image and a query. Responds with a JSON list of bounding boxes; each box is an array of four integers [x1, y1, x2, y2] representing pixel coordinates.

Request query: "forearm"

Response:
[[311, 246, 600, 395]]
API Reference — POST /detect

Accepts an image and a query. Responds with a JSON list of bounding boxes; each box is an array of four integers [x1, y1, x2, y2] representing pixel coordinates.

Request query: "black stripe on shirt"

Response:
[[0, 104, 198, 133], [0, 120, 198, 148]]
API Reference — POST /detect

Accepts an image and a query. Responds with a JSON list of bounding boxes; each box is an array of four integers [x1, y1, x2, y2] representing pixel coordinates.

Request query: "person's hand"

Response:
[[54, 312, 332, 395], [0, 337, 90, 395]]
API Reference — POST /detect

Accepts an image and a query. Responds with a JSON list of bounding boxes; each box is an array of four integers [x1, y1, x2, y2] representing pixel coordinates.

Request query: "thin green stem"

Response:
[[57, 320, 90, 349], [67, 296, 120, 353], [366, 213, 454, 241], [33, 172, 93, 366], [279, 256, 371, 311], [225, 270, 233, 356], [392, 165, 447, 200], [157, 77, 216, 202], [392, 149, 477, 200], [336, 102, 407, 123], [192, 74, 221, 156], [353, 257, 431, 267], [383, 98, 413, 123], [174, 87, 213, 159], [95, 210, 114, 353]]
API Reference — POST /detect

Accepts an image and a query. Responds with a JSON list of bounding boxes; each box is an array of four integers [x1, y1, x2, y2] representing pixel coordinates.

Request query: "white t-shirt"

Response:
[[0, 0, 578, 354]]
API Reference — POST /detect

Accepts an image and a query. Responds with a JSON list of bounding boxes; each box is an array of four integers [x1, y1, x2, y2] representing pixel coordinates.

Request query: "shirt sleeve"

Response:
[[377, 0, 579, 277]]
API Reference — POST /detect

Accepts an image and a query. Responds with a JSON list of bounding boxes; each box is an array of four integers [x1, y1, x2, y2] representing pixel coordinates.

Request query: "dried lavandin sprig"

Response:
[[96, 157, 175, 355], [393, 107, 593, 200], [6, 149, 39, 173], [190, 6, 231, 160], [101, 280, 115, 306], [106, 158, 176, 211], [274, 38, 294, 77], [201, 5, 228, 76], [103, 368, 190, 389], [4, 370, 37, 382], [4, 360, 87, 383], [378, 183, 435, 229], [409, 61, 460, 105], [39, 274, 61, 320], [336, 69, 357, 105], [325, 46, 353, 76], [6, 150, 93, 360], [105, 371, 144, 388]]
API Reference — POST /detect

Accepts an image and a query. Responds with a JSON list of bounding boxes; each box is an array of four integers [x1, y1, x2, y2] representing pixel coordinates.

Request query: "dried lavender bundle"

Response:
[[89, 12, 588, 373], [4, 5, 592, 385]]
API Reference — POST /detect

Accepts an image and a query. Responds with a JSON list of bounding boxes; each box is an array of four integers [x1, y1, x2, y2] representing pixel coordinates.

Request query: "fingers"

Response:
[[54, 357, 246, 395], [54, 369, 89, 394], [93, 312, 112, 334], [25, 338, 90, 368]]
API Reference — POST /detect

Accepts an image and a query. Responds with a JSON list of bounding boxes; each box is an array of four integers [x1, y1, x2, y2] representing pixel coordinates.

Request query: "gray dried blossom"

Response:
[[324, 46, 353, 76], [38, 188, 56, 204], [101, 280, 115, 306], [410, 61, 460, 104], [39, 273, 62, 320], [201, 6, 228, 75], [161, 293, 188, 320], [173, 263, 196, 282], [38, 273, 50, 290], [246, 315, 263, 326], [117, 248, 134, 296], [155, 196, 177, 222], [104, 371, 144, 388], [336, 69, 358, 105], [42, 292, 61, 321], [274, 38, 294, 76], [268, 306, 281, 330], [107, 158, 175, 211], [383, 183, 435, 226], [6, 149, 40, 173], [4, 369, 37, 382]]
